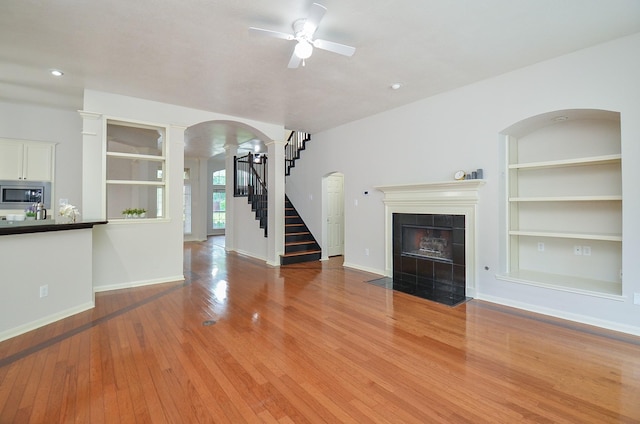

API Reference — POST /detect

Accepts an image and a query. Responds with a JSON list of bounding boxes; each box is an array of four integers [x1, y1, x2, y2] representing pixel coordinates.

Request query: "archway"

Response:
[[183, 120, 274, 243]]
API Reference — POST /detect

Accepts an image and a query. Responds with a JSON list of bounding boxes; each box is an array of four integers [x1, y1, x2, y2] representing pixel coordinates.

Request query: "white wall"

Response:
[[83, 90, 281, 290], [286, 33, 640, 335], [0, 101, 82, 214], [0, 229, 94, 341]]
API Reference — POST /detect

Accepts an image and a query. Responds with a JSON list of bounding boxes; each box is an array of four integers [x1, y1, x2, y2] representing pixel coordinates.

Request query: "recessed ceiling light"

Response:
[[390, 83, 402, 90], [49, 69, 64, 77]]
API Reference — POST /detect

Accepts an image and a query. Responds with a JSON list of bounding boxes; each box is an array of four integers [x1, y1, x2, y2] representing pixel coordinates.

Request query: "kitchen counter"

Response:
[[0, 219, 107, 236], [0, 219, 107, 341]]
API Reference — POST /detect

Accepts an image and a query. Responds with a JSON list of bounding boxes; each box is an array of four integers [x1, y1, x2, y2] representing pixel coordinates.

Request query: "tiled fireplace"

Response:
[[393, 213, 466, 305], [376, 180, 485, 306]]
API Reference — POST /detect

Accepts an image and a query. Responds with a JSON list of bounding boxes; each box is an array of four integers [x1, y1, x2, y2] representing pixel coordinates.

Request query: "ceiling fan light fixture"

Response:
[[302, 20, 317, 35], [294, 40, 313, 59]]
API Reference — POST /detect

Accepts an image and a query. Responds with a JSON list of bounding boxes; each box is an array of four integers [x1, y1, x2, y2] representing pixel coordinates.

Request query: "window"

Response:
[[212, 170, 226, 231], [106, 121, 166, 220], [212, 190, 225, 230], [212, 169, 226, 185]]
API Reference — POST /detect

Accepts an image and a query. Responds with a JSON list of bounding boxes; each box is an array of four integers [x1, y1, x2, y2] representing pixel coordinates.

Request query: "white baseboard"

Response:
[[0, 301, 95, 343], [342, 261, 385, 277], [93, 275, 185, 293], [477, 294, 640, 337], [228, 248, 267, 263]]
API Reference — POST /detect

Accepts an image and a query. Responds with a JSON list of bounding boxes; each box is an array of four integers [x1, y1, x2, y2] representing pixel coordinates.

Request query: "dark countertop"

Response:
[[0, 219, 108, 236]]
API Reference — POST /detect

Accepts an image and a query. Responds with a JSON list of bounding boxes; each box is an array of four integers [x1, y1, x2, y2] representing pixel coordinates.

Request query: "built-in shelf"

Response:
[[106, 152, 165, 161], [508, 154, 621, 170], [497, 270, 623, 300], [509, 230, 622, 242], [509, 195, 622, 202], [503, 109, 622, 297]]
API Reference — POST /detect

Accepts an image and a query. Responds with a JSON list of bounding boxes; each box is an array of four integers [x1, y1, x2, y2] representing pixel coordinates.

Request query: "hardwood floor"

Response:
[[1, 236, 639, 423]]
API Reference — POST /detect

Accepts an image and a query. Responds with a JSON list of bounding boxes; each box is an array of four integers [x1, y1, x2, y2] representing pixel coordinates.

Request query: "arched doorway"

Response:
[[183, 120, 272, 243]]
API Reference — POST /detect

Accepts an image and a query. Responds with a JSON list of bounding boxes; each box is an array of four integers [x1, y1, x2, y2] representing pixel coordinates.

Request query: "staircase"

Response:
[[233, 131, 322, 265], [281, 196, 321, 265], [234, 152, 268, 237]]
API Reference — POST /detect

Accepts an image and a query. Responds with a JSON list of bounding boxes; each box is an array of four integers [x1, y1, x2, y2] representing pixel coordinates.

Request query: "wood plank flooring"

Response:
[[1, 236, 639, 423]]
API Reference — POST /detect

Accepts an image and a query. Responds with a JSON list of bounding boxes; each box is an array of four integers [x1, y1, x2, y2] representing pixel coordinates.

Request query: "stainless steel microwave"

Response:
[[0, 180, 51, 209]]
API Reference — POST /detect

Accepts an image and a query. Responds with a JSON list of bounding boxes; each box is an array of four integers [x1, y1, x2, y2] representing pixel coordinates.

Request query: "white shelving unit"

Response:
[[498, 110, 622, 298]]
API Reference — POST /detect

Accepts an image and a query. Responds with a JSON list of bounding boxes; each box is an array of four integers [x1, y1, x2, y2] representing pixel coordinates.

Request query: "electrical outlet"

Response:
[[634, 293, 640, 305], [582, 246, 591, 256], [39, 284, 48, 298], [573, 245, 582, 256], [365, 248, 370, 256], [537, 242, 545, 252]]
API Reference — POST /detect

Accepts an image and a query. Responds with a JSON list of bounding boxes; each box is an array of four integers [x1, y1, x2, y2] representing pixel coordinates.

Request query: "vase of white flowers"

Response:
[[59, 204, 80, 223]]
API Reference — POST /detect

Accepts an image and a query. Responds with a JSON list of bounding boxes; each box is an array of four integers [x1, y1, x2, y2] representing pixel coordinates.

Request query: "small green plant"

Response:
[[122, 208, 147, 218], [25, 211, 36, 217]]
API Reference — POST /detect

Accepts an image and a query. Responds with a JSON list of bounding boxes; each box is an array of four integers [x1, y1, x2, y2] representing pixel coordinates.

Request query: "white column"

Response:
[[224, 143, 238, 252], [169, 124, 186, 248], [266, 140, 287, 266], [78, 111, 104, 220]]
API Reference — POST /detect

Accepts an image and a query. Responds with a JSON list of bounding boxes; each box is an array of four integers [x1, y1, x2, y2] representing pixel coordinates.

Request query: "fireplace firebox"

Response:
[[401, 225, 453, 262], [393, 213, 466, 306]]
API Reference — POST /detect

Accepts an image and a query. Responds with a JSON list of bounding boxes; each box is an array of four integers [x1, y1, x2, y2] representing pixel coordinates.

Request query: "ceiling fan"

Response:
[[249, 3, 356, 68]]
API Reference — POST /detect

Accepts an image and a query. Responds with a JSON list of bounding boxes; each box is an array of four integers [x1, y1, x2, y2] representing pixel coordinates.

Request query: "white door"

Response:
[[326, 173, 344, 257]]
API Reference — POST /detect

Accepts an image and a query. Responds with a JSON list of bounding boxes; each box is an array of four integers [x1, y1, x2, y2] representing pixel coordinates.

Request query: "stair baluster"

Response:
[[285, 130, 311, 176], [233, 133, 322, 262], [234, 152, 268, 237]]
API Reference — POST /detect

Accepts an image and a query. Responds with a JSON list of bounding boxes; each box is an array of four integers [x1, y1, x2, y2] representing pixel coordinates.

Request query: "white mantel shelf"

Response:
[[376, 179, 486, 297], [376, 180, 486, 203]]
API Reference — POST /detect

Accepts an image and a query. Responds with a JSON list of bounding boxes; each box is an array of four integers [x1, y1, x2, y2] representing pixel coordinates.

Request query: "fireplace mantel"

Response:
[[375, 180, 485, 298], [376, 180, 485, 204]]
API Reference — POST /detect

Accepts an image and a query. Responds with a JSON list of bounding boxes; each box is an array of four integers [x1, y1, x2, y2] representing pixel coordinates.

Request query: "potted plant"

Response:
[[25, 205, 36, 220], [122, 208, 147, 218]]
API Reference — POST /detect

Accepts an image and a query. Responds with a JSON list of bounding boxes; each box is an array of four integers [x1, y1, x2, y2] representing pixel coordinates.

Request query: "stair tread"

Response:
[[285, 240, 317, 246], [281, 250, 322, 257]]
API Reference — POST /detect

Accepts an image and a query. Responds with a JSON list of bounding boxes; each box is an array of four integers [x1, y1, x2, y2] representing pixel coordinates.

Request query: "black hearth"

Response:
[[393, 213, 467, 306]]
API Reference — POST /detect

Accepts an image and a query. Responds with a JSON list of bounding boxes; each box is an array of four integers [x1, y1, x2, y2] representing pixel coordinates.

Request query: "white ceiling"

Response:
[[2, 0, 640, 158]]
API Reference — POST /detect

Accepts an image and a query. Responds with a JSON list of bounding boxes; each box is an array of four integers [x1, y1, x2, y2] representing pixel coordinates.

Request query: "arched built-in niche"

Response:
[[497, 109, 622, 298]]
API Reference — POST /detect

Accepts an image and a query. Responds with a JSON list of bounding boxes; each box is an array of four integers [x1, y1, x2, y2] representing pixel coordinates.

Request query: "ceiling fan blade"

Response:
[[287, 51, 302, 68], [313, 39, 356, 57], [249, 27, 294, 41], [305, 3, 327, 33]]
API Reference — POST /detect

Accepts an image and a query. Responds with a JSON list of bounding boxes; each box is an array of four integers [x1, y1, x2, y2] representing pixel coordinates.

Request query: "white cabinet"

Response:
[[499, 110, 622, 297], [0, 138, 55, 181]]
